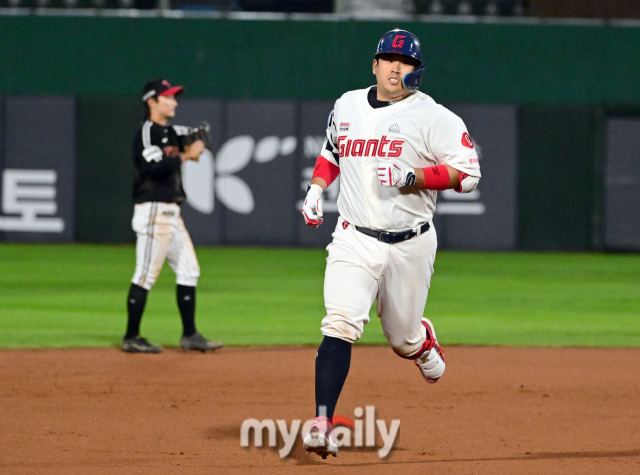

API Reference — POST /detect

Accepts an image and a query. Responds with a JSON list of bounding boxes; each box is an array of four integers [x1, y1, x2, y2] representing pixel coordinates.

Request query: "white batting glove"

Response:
[[377, 159, 416, 187], [301, 184, 324, 227]]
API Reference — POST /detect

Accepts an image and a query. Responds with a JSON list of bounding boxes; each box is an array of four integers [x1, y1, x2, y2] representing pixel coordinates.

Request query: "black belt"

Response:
[[354, 222, 430, 244]]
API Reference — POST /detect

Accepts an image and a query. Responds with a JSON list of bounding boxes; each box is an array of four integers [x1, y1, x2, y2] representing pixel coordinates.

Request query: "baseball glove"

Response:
[[183, 121, 212, 150]]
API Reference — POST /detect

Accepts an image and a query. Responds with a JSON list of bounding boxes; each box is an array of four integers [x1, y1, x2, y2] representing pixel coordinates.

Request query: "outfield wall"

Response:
[[2, 15, 639, 104], [1, 16, 639, 250]]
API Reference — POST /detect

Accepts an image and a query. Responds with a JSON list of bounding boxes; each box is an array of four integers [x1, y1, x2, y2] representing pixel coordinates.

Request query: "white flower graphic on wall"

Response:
[[182, 135, 297, 215]]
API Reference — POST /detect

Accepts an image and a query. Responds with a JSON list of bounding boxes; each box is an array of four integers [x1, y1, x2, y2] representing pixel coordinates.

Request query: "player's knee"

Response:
[[132, 272, 157, 291], [321, 315, 364, 344], [388, 337, 423, 359], [176, 274, 199, 287], [176, 268, 199, 287]]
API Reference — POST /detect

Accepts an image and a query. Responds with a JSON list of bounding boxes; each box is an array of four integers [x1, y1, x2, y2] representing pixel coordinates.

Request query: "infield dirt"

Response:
[[1, 346, 639, 474]]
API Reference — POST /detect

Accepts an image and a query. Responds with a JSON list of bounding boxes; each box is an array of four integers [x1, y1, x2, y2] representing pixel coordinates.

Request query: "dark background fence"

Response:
[[1, 15, 639, 250]]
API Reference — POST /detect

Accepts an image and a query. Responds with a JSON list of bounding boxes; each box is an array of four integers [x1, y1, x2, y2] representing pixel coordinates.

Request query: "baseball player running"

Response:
[[301, 29, 481, 458], [122, 79, 222, 354]]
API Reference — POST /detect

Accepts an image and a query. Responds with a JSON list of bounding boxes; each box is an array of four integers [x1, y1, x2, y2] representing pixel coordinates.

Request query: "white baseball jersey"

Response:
[[317, 86, 481, 355], [320, 87, 481, 231]]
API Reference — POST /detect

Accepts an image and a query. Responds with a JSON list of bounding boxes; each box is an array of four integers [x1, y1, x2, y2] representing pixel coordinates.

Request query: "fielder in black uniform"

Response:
[[122, 78, 222, 354]]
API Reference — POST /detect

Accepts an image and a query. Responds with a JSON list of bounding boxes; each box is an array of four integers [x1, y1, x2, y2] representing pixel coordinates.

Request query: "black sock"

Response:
[[315, 336, 352, 420], [125, 284, 148, 339], [177, 285, 196, 337]]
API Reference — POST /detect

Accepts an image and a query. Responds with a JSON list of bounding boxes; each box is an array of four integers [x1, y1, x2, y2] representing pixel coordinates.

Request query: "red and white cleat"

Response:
[[302, 416, 338, 459], [414, 318, 446, 383]]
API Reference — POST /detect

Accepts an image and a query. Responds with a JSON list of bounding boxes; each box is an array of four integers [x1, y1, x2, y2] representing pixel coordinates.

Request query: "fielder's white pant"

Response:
[[321, 217, 437, 358], [131, 202, 200, 290]]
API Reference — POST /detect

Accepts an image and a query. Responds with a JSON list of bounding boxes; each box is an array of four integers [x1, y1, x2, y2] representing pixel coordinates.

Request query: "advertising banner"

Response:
[[152, 100, 518, 250], [434, 104, 517, 250], [2, 98, 517, 251], [0, 97, 75, 242], [605, 117, 640, 250]]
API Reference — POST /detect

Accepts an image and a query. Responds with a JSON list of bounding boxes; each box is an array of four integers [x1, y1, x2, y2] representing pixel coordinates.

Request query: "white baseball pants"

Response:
[[131, 202, 200, 290], [321, 217, 437, 358]]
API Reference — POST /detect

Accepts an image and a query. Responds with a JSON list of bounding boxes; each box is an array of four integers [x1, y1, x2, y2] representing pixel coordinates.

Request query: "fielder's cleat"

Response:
[[180, 332, 223, 352], [121, 336, 163, 354], [303, 416, 338, 459], [415, 318, 446, 383]]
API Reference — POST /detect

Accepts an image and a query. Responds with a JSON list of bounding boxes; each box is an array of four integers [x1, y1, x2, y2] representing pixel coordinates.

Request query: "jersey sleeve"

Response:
[[318, 108, 340, 168], [134, 122, 181, 177], [427, 109, 481, 178]]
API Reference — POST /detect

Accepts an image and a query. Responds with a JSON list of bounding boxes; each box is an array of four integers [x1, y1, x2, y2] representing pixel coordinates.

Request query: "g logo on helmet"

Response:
[[392, 35, 406, 48]]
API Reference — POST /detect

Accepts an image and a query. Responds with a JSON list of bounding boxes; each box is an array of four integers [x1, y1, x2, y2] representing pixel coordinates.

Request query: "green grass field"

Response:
[[1, 243, 638, 349]]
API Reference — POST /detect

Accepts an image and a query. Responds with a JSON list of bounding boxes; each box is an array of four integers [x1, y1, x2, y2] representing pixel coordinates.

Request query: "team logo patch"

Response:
[[342, 221, 349, 230], [461, 132, 474, 149]]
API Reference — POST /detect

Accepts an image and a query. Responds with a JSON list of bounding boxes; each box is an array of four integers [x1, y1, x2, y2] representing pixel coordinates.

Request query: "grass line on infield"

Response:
[[0, 243, 639, 348]]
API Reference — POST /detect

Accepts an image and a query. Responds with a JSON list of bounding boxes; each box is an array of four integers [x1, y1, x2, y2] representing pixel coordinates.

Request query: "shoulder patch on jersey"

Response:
[[461, 132, 474, 149]]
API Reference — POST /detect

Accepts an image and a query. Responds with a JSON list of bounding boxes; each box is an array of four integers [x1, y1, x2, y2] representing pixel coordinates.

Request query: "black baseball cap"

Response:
[[141, 79, 184, 102]]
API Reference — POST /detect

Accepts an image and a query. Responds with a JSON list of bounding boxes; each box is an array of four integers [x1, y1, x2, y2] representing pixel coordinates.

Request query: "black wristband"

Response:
[[405, 171, 416, 187]]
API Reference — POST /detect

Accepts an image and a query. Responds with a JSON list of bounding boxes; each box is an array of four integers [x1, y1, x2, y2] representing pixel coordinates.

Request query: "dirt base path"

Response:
[[1, 346, 639, 474]]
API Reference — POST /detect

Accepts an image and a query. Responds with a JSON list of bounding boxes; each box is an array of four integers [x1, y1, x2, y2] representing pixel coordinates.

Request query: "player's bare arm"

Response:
[[310, 177, 328, 190]]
